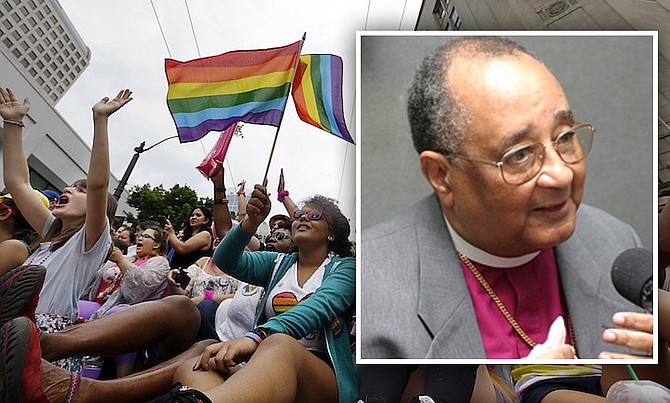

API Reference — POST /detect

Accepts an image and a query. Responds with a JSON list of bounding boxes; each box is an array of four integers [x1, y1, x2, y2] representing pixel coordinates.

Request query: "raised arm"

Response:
[[85, 89, 133, 251], [0, 87, 50, 235], [277, 168, 298, 216], [211, 163, 232, 239], [236, 181, 247, 221], [164, 220, 211, 255]]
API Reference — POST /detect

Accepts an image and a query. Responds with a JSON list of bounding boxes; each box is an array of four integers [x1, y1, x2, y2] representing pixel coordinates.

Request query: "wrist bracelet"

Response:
[[237, 191, 245, 196], [213, 198, 228, 205], [3, 119, 25, 127], [277, 190, 289, 202], [244, 331, 263, 345], [214, 187, 226, 193], [203, 289, 214, 300]]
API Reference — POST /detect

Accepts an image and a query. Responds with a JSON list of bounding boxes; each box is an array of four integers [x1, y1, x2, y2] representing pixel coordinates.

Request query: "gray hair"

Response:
[[407, 37, 534, 156]]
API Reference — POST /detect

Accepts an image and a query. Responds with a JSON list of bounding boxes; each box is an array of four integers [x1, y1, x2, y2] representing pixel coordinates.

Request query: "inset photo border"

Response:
[[356, 31, 658, 364]]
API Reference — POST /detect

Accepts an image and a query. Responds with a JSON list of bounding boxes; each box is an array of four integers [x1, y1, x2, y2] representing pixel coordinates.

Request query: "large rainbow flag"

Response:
[[166, 41, 302, 142], [291, 54, 354, 144]]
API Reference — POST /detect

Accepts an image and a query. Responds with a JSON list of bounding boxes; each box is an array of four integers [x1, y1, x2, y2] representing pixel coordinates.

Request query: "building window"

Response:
[[50, 93, 58, 102], [2, 1, 11, 12], [56, 25, 63, 34], [20, 40, 28, 50], [36, 60, 43, 68], [19, 5, 28, 15], [49, 62, 56, 70], [63, 48, 70, 56], [49, 15, 56, 24], [11, 48, 21, 57], [42, 20, 50, 30], [50, 77, 56, 85], [36, 76, 44, 85], [28, 67, 36, 76], [11, 30, 20, 40], [50, 46, 56, 55], [44, 69, 51, 77], [69, 43, 75, 51], [28, 33, 35, 43], [36, 43, 44, 52], [74, 65, 80, 73], [45, 84, 51, 92], [63, 34, 69, 42], [49, 30, 56, 40], [36, 10, 43, 19], [2, 20, 11, 29], [43, 36, 51, 45], [56, 39, 63, 48], [20, 23, 28, 33], [43, 53, 50, 61], [11, 12, 20, 22], [28, 16, 35, 25], [57, 85, 63, 93], [36, 27, 43, 36], [43, 4, 51, 13], [56, 55, 63, 63], [2, 37, 13, 47], [28, 0, 36, 8], [56, 71, 63, 78], [20, 58, 29, 67], [68, 72, 75, 79], [64, 78, 70, 86], [64, 63, 70, 71]]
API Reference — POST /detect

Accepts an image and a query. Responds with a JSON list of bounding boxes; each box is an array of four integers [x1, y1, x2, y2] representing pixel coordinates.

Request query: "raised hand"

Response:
[[92, 89, 133, 118], [0, 87, 30, 121], [244, 180, 271, 229], [278, 168, 285, 193]]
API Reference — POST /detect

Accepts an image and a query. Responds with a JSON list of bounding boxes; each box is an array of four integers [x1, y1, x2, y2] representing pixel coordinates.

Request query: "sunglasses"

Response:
[[292, 209, 325, 221], [265, 231, 293, 243]]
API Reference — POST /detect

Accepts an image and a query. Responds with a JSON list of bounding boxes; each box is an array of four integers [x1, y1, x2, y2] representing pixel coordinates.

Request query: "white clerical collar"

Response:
[[443, 215, 540, 268]]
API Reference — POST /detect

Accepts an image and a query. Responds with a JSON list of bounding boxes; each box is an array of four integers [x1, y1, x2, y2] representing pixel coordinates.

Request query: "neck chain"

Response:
[[459, 253, 576, 351]]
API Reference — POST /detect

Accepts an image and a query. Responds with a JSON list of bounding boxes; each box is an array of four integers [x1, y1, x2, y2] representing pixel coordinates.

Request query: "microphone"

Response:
[[610, 247, 653, 313]]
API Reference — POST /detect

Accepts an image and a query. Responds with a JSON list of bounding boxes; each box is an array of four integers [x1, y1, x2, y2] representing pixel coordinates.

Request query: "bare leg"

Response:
[[40, 296, 201, 362], [42, 340, 215, 403], [174, 334, 338, 403], [540, 390, 605, 403]]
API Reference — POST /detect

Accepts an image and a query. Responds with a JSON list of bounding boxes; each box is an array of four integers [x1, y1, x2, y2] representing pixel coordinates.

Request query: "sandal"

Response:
[[0, 265, 46, 327]]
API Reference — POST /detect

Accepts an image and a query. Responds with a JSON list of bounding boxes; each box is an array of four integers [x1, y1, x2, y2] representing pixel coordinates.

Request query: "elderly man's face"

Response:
[[441, 53, 586, 257]]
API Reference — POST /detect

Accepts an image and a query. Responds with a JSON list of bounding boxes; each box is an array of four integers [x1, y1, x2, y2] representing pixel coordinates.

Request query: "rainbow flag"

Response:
[[291, 54, 354, 144], [166, 41, 302, 142]]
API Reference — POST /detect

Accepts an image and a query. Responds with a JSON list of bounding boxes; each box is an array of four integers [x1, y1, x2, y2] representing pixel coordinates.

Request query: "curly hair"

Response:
[[301, 195, 353, 258], [407, 37, 533, 157]]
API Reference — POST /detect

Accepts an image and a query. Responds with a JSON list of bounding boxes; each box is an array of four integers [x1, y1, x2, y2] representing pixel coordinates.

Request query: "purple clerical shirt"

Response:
[[461, 248, 572, 358]]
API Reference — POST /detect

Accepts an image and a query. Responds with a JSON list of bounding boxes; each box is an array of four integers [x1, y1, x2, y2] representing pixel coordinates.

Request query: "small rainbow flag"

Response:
[[166, 41, 302, 142], [291, 54, 354, 144]]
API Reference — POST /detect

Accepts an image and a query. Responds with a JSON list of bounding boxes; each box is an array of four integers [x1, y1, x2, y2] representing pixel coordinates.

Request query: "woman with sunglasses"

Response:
[[163, 184, 357, 403]]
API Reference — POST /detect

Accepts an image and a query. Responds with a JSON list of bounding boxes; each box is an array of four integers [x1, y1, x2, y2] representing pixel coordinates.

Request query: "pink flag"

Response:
[[196, 122, 238, 178]]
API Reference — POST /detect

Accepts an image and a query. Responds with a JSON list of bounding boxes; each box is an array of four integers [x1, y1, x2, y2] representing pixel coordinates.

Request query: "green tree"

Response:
[[123, 183, 212, 230]]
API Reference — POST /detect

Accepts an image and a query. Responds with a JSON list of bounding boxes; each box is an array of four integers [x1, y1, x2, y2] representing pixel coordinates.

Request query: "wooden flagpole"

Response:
[[262, 32, 306, 185]]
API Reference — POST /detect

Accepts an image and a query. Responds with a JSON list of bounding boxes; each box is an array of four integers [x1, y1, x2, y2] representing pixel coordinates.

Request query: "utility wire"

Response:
[[184, 0, 201, 57], [150, 0, 172, 58]]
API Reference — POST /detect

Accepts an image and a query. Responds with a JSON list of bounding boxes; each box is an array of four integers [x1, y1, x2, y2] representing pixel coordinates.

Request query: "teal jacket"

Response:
[[213, 224, 358, 403]]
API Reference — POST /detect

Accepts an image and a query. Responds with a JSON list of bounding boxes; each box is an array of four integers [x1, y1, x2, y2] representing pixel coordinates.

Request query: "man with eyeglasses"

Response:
[[361, 37, 648, 361]]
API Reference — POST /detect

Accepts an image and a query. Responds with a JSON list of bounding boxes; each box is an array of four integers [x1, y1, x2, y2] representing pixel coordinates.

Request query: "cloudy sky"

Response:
[[54, 0, 419, 230]]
